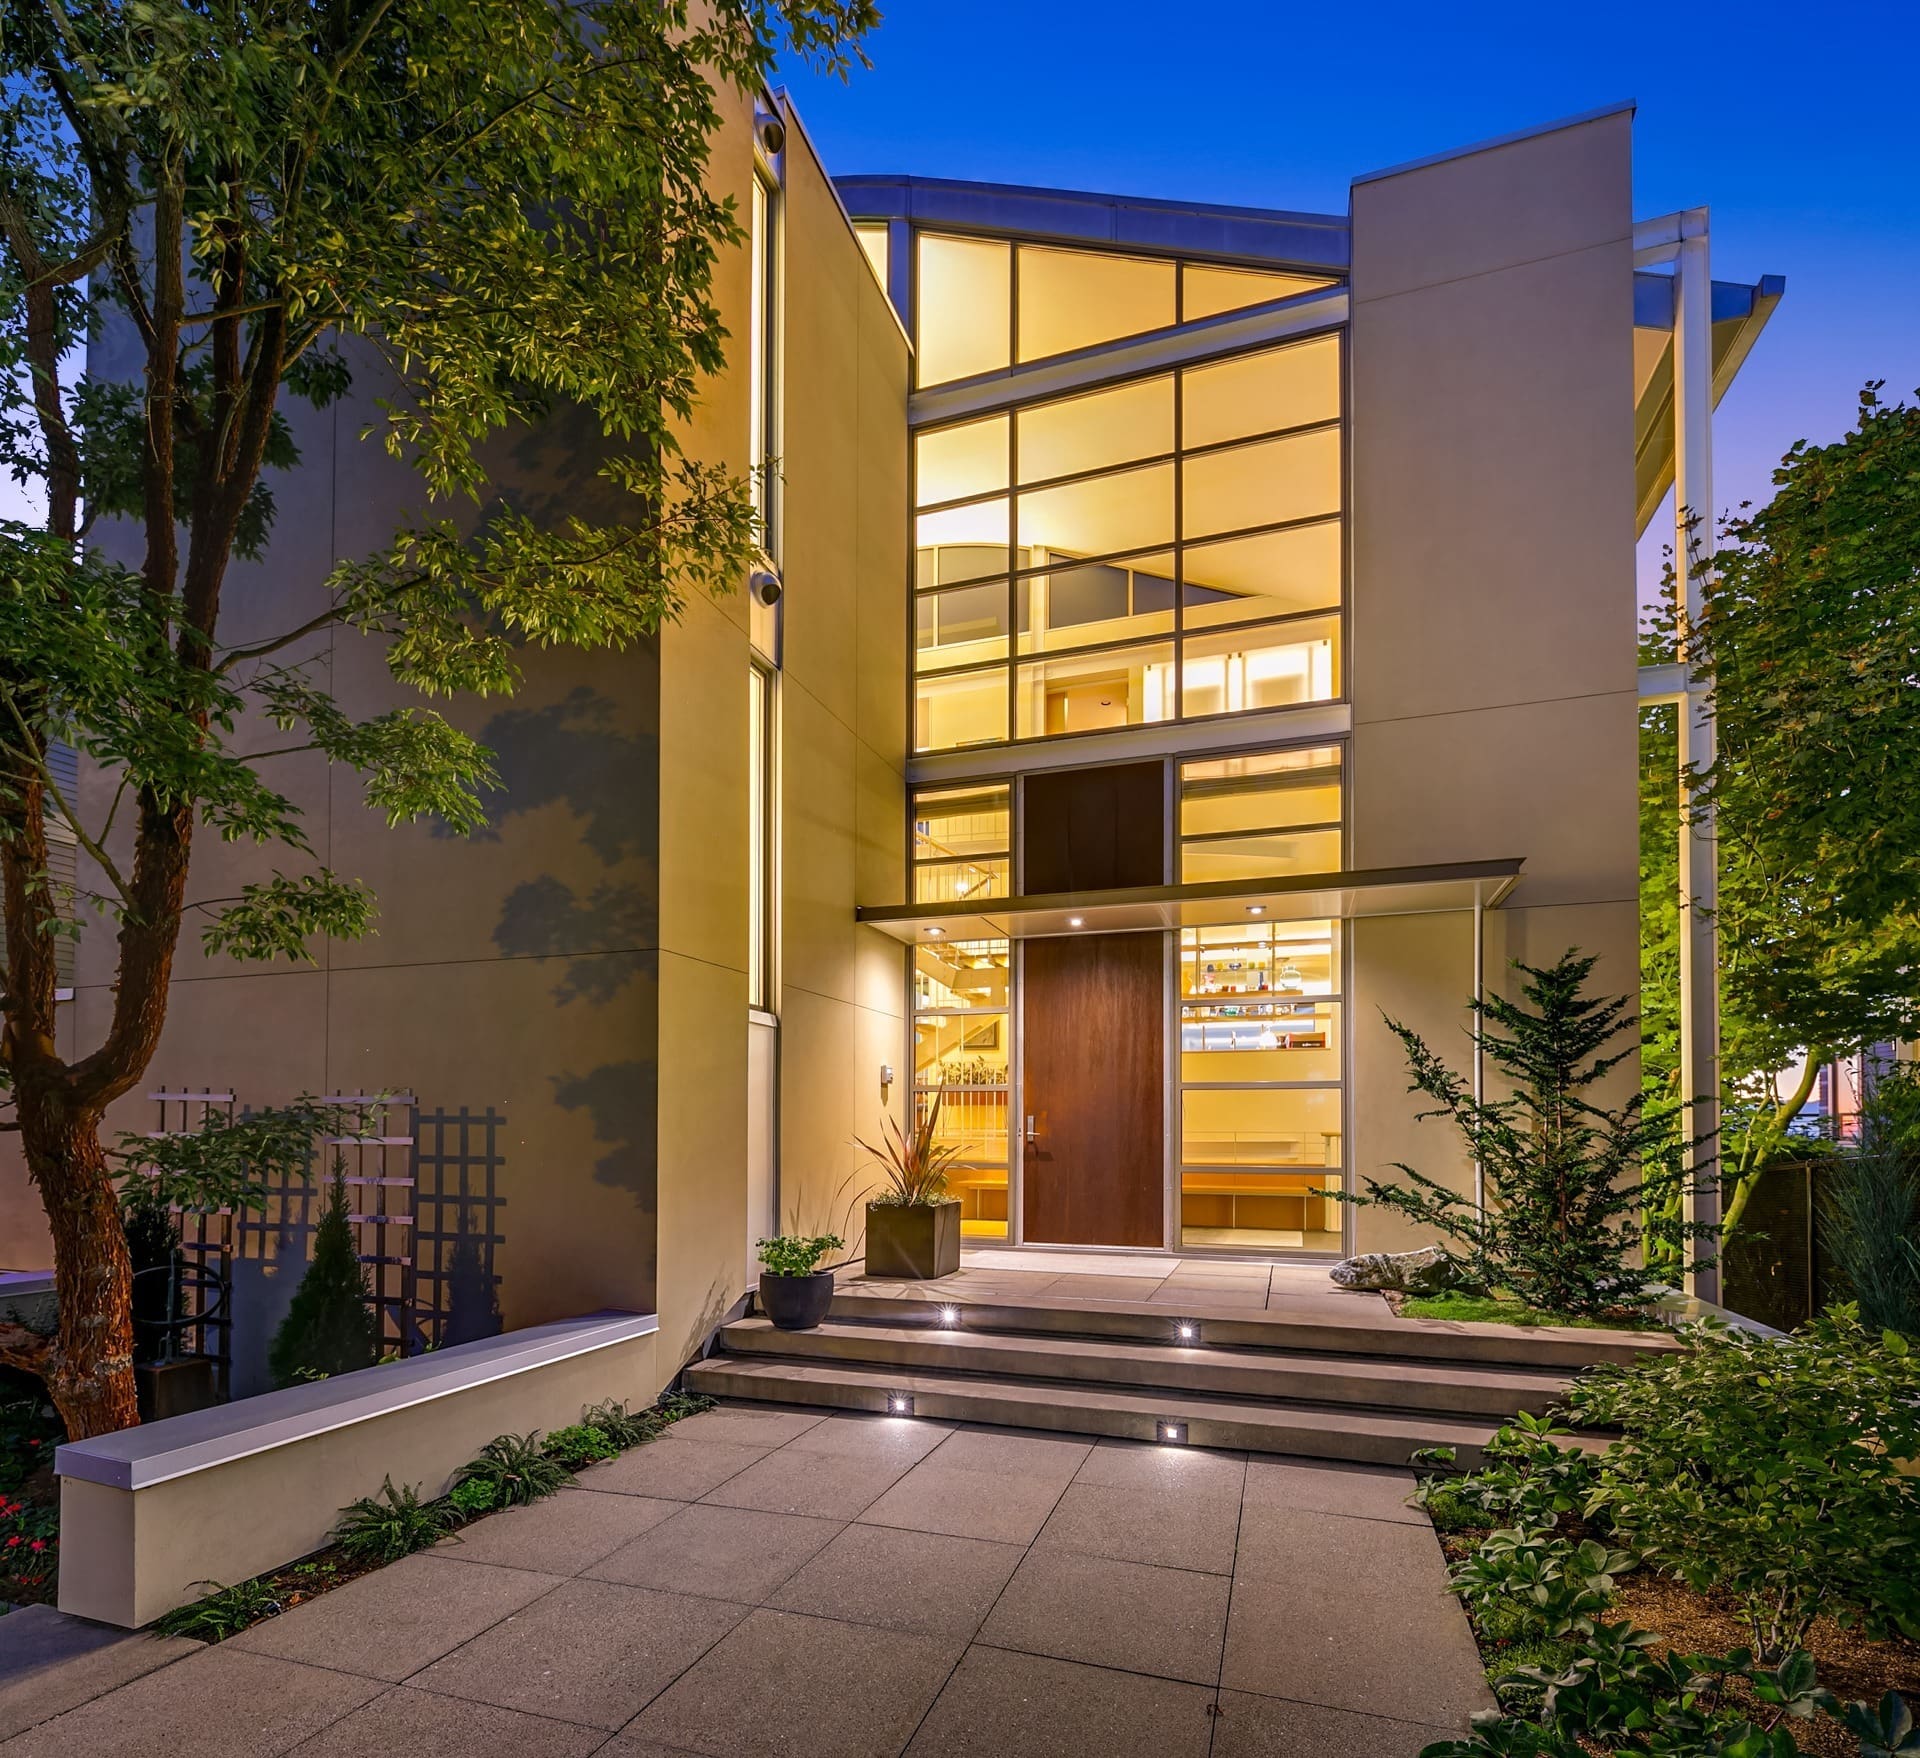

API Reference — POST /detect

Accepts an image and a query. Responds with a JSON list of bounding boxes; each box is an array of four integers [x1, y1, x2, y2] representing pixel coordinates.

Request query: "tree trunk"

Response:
[[16, 1090, 138, 1439]]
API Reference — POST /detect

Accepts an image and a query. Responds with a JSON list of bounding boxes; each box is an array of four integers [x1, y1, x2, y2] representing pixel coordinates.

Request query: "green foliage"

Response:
[[1570, 1309, 1920, 1660], [115, 1097, 362, 1214], [1398, 1293, 1660, 1331], [445, 1477, 499, 1520], [1344, 952, 1705, 1315], [153, 1578, 283, 1641], [1819, 1144, 1920, 1336], [1421, 1415, 1602, 1535], [658, 1389, 716, 1422], [0, 0, 874, 1429], [451, 1432, 570, 1509], [858, 1091, 960, 1207], [580, 1398, 663, 1450], [267, 1173, 379, 1390], [543, 1423, 619, 1470], [1639, 388, 1920, 1237], [1844, 1693, 1920, 1757], [1451, 1531, 1637, 1641], [755, 1233, 844, 1277], [331, 1477, 460, 1565]]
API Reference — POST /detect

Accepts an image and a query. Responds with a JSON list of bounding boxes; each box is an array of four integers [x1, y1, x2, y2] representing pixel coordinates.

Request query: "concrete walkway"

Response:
[[0, 1406, 1489, 1757]]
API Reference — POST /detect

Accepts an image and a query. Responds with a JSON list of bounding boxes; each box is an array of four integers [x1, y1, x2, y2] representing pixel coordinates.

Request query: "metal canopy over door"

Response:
[[1018, 760, 1167, 1247], [1021, 931, 1165, 1246]]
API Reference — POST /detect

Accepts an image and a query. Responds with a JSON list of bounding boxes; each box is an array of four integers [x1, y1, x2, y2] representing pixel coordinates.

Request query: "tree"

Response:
[[1343, 951, 1704, 1316], [1640, 386, 1920, 1239], [267, 1167, 377, 1388], [0, 0, 874, 1436]]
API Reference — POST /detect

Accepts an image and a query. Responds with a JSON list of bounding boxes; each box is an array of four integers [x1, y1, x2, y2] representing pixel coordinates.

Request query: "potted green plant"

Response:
[[754, 1232, 844, 1331], [860, 1092, 963, 1280]]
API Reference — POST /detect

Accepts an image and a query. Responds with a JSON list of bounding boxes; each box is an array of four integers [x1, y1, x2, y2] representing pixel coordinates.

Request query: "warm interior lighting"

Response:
[[924, 926, 945, 938], [1156, 1419, 1188, 1445]]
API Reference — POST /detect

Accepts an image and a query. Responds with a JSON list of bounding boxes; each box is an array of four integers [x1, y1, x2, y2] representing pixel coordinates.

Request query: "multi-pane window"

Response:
[[913, 332, 1344, 751], [1178, 919, 1342, 1251], [749, 172, 779, 556], [912, 235, 1339, 390], [912, 784, 1011, 905], [1179, 745, 1343, 884], [913, 936, 1011, 1239]]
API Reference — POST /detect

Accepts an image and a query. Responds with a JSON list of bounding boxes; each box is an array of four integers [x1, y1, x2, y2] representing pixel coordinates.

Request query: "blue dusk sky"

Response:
[[780, 0, 1920, 603]]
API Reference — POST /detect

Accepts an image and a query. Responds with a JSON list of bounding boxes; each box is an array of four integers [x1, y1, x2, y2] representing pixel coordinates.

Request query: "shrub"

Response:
[[1342, 952, 1706, 1316], [446, 1477, 499, 1520], [268, 1170, 380, 1389], [451, 1432, 570, 1509], [1820, 1143, 1920, 1337], [332, 1477, 459, 1564], [755, 1233, 843, 1277], [1569, 1308, 1920, 1660], [154, 1577, 284, 1641], [658, 1389, 715, 1422], [1417, 1414, 1600, 1535], [581, 1398, 661, 1449], [544, 1423, 619, 1470]]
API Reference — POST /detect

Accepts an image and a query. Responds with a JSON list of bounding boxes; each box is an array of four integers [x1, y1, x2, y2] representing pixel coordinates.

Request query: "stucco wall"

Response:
[[1346, 112, 1640, 1252]]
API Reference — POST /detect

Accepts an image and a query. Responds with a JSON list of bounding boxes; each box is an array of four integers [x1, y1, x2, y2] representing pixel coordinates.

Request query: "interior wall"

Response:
[[1345, 111, 1640, 1254]]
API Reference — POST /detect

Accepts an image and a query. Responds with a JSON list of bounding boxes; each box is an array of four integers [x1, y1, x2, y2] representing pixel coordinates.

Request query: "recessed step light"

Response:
[[887, 1391, 915, 1415], [1155, 1419, 1188, 1445]]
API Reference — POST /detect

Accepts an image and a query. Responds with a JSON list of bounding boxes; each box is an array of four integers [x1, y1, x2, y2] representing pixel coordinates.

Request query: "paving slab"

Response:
[[1221, 1510, 1490, 1727], [856, 1462, 1072, 1545], [659, 1407, 830, 1448], [698, 1445, 917, 1520], [229, 1552, 561, 1681], [1210, 1689, 1455, 1757], [586, 1502, 843, 1603], [903, 1645, 1215, 1758], [574, 1436, 771, 1502], [781, 1412, 953, 1465], [1072, 1436, 1248, 1496], [0, 1606, 198, 1742], [920, 1427, 1091, 1482], [283, 1684, 604, 1757], [978, 1547, 1231, 1685], [1241, 1455, 1423, 1526], [1034, 1479, 1242, 1574], [431, 1487, 681, 1574], [623, 1607, 962, 1758], [407, 1579, 744, 1730], [0, 1645, 382, 1758], [769, 1524, 1024, 1640]]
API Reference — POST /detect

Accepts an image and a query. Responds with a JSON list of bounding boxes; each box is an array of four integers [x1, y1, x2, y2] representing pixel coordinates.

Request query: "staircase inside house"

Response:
[[687, 1262, 1678, 1468]]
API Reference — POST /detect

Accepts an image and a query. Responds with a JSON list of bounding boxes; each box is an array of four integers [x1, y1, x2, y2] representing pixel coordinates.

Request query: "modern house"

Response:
[[5, 96, 1779, 1444]]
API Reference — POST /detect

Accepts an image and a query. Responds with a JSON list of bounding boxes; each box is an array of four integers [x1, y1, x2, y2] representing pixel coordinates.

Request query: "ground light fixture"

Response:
[[888, 1391, 915, 1415], [1156, 1419, 1189, 1445], [938, 1305, 961, 1327], [1176, 1321, 1199, 1342]]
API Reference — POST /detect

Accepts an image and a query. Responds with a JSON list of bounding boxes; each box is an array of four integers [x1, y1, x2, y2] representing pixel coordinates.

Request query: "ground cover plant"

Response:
[[155, 1389, 714, 1639], [1415, 1315, 1920, 1756], [0, 1378, 62, 1607], [1397, 1292, 1669, 1332]]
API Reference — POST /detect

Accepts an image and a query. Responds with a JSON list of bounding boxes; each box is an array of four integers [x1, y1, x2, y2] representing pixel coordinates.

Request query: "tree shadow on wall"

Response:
[[464, 686, 660, 1005], [552, 1060, 658, 1217]]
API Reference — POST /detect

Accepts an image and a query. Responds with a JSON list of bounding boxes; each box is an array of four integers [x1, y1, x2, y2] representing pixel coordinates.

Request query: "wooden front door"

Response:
[[1021, 932, 1164, 1247]]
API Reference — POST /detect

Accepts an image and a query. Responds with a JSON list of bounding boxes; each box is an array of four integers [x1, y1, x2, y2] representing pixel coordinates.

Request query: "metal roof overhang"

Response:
[[1632, 270, 1785, 535], [857, 859, 1523, 946]]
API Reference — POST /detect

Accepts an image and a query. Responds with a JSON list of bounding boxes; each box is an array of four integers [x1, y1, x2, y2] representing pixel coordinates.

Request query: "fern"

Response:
[[452, 1432, 571, 1508], [332, 1477, 459, 1563]]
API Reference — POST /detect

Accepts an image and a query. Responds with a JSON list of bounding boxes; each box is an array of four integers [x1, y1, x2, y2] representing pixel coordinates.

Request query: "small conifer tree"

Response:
[[269, 1167, 379, 1387], [1345, 951, 1709, 1315]]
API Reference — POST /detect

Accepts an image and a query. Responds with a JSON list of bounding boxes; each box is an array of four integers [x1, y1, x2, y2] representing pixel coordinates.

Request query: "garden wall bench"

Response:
[[54, 1310, 659, 1627]]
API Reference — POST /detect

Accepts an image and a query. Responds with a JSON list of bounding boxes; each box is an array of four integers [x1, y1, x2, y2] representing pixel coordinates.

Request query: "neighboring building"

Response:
[[1, 100, 1779, 1385]]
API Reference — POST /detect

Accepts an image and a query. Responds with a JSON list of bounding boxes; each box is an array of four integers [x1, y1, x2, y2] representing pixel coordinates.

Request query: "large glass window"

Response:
[[1179, 919, 1342, 1251], [748, 664, 774, 1010], [1181, 262, 1338, 320], [1180, 745, 1343, 884], [916, 234, 1010, 386], [1181, 336, 1340, 449], [1016, 245, 1175, 363], [914, 937, 1011, 1238], [913, 784, 1011, 904]]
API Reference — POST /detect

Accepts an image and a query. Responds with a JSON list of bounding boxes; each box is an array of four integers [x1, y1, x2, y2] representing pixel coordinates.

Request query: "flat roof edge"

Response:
[[1352, 100, 1637, 188]]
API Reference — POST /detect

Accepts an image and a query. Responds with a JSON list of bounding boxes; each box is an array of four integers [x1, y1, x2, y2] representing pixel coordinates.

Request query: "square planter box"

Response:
[[864, 1200, 962, 1280]]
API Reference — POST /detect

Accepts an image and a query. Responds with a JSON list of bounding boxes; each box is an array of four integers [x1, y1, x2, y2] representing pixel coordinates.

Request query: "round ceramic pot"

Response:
[[758, 1270, 835, 1331]]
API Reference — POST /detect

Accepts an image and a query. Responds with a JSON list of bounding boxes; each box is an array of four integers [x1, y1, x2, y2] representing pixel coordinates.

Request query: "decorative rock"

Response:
[[1329, 1245, 1461, 1293]]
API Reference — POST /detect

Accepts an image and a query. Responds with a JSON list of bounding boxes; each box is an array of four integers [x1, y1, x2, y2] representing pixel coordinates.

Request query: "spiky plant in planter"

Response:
[[268, 1170, 380, 1388], [859, 1090, 964, 1280]]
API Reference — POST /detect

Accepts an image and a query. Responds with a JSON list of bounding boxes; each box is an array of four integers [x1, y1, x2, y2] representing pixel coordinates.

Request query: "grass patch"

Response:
[[1472, 1595, 1581, 1693], [1398, 1290, 1661, 1331]]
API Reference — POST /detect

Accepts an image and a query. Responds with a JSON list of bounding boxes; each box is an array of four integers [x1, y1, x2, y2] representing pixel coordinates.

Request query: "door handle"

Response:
[[1025, 1114, 1039, 1147]]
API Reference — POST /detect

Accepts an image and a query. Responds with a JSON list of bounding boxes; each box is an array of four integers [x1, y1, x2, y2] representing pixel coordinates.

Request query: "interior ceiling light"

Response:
[[1067, 916, 1084, 928], [924, 926, 945, 938], [1247, 904, 1266, 916]]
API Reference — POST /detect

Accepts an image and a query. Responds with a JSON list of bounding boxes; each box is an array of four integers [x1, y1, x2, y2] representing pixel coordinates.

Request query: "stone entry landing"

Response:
[[0, 1405, 1491, 1757]]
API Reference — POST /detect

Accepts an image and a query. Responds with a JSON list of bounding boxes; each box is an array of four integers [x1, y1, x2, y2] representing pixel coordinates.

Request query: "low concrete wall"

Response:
[[55, 1310, 660, 1628]]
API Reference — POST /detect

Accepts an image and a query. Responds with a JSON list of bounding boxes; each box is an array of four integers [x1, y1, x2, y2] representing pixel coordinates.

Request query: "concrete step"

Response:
[[717, 1316, 1573, 1420], [827, 1288, 1677, 1371], [684, 1353, 1534, 1468]]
